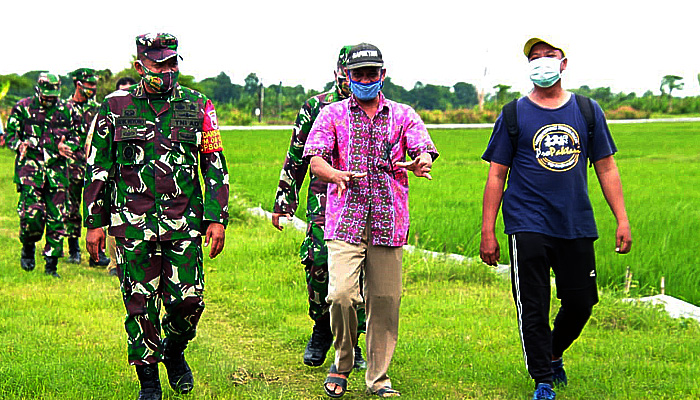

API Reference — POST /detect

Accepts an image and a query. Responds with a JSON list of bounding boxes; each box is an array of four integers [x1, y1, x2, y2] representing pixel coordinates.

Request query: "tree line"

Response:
[[2, 67, 699, 126]]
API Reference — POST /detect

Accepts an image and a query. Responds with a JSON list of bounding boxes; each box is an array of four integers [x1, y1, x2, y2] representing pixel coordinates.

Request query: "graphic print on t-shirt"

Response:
[[532, 123, 581, 172]]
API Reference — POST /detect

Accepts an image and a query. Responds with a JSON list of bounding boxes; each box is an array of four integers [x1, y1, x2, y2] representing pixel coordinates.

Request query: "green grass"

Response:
[[227, 123, 700, 305], [1, 129, 699, 399]]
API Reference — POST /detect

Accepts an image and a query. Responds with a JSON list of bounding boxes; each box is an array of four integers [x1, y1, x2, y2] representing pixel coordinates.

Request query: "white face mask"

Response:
[[529, 57, 565, 88]]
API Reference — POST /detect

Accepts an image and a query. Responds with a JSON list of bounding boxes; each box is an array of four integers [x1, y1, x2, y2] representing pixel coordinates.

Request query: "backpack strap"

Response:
[[501, 98, 519, 154], [573, 93, 596, 167]]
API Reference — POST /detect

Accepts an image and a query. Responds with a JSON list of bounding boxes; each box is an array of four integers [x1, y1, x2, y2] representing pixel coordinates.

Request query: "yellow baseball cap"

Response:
[[523, 37, 566, 58]]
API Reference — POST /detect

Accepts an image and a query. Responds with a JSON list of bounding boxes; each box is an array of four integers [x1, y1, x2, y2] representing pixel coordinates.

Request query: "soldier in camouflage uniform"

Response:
[[272, 46, 367, 370], [5, 73, 81, 278], [83, 33, 229, 400], [65, 67, 110, 266]]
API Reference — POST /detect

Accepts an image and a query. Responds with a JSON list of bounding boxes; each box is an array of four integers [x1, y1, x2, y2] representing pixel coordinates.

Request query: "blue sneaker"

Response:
[[533, 383, 556, 400], [552, 358, 567, 387]]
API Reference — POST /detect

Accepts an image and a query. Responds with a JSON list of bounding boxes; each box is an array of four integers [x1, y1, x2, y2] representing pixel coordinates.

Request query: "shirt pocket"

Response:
[[114, 125, 148, 165], [169, 118, 202, 166]]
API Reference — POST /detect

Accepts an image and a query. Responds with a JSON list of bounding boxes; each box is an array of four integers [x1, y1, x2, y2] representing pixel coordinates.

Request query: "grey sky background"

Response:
[[1, 0, 697, 97]]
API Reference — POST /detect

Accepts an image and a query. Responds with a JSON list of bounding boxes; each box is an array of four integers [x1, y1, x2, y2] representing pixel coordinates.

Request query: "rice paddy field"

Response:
[[227, 122, 700, 306], [0, 122, 699, 399]]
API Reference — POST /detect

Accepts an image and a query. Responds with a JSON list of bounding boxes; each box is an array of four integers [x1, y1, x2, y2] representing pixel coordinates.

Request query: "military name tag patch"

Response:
[[171, 118, 202, 128], [116, 117, 146, 126], [200, 130, 223, 153]]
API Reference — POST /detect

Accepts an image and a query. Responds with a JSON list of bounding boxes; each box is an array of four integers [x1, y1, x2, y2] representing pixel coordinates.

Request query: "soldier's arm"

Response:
[[83, 103, 114, 229], [69, 105, 87, 163], [272, 99, 317, 217], [200, 99, 229, 228], [5, 103, 26, 152]]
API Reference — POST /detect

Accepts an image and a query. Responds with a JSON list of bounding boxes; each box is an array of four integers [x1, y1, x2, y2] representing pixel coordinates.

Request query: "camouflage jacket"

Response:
[[5, 96, 82, 188], [272, 83, 348, 226], [66, 96, 100, 179], [82, 83, 230, 241]]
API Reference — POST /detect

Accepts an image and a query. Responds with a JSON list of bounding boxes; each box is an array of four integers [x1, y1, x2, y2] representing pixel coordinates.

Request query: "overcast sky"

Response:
[[1, 0, 698, 97]]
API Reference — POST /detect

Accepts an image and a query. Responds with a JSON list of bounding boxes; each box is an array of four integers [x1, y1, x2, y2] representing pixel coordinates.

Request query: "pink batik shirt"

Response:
[[303, 92, 439, 247]]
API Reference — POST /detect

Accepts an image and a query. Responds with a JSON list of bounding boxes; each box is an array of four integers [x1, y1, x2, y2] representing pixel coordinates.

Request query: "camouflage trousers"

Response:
[[16, 184, 67, 257], [302, 222, 366, 333], [65, 176, 83, 239], [115, 237, 205, 365]]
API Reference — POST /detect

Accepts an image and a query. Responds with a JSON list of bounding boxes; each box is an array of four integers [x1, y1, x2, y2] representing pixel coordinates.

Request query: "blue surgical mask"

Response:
[[350, 78, 383, 100], [529, 57, 565, 88]]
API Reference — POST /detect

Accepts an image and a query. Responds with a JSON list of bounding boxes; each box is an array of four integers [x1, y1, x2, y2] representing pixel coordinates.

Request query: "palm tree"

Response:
[[659, 75, 684, 112]]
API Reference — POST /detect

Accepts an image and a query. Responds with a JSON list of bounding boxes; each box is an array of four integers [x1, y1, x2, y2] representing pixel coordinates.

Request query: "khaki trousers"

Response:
[[326, 227, 403, 392]]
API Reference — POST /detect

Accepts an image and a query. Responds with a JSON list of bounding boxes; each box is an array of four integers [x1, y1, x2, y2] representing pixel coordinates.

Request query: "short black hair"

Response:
[[115, 77, 137, 90]]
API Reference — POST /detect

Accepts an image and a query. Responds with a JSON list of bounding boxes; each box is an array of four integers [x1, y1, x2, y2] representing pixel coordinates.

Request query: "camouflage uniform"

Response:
[[5, 74, 81, 259], [65, 68, 100, 241], [83, 37, 229, 365], [273, 55, 366, 333]]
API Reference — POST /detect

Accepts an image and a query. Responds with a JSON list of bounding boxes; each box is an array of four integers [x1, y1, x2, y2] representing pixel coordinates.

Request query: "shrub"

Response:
[[605, 106, 651, 120]]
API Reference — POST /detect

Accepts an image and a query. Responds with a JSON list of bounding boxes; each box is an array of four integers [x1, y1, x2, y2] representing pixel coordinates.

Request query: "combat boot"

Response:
[[20, 243, 36, 271], [67, 238, 81, 264], [89, 249, 111, 267], [44, 256, 60, 278], [162, 338, 194, 393], [303, 313, 333, 367], [135, 364, 162, 400]]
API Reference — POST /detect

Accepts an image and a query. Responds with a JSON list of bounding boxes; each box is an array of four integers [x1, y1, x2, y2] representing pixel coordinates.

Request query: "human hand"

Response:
[[396, 153, 432, 180], [58, 136, 74, 159], [479, 233, 501, 266], [86, 227, 106, 262], [615, 222, 632, 254], [271, 212, 293, 231], [331, 170, 366, 198], [204, 222, 226, 259], [18, 141, 29, 160]]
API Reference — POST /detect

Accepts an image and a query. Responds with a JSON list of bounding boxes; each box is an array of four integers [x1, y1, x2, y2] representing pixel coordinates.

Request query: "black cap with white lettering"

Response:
[[346, 43, 383, 70]]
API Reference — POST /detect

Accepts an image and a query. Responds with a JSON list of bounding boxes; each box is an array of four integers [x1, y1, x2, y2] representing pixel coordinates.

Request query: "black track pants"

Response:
[[508, 232, 599, 385]]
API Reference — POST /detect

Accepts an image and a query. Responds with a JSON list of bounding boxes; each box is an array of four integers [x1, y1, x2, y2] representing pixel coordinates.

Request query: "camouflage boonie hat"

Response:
[[136, 33, 179, 62], [70, 67, 98, 83], [37, 73, 61, 96], [337, 45, 353, 70]]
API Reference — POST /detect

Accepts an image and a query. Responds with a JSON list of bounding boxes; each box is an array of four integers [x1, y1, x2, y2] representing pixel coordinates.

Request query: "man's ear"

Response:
[[133, 60, 144, 75], [560, 58, 568, 73]]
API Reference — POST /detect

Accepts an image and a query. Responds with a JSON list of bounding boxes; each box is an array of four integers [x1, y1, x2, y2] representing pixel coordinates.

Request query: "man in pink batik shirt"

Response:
[[304, 43, 438, 398]]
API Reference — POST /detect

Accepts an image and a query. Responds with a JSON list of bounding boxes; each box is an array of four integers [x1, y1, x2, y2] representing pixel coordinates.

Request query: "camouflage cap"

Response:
[[70, 67, 98, 83], [36, 73, 61, 96], [136, 33, 179, 62], [337, 45, 353, 70]]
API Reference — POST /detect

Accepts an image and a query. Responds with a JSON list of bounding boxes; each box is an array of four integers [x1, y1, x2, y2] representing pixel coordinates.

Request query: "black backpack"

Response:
[[501, 93, 596, 166]]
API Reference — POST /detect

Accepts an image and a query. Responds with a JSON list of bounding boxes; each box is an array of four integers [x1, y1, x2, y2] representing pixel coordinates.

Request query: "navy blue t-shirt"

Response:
[[482, 95, 617, 239]]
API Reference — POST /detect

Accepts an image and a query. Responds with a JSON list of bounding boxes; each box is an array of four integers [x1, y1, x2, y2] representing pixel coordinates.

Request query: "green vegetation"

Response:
[[0, 134, 699, 398], [3, 68, 700, 127], [227, 123, 700, 306]]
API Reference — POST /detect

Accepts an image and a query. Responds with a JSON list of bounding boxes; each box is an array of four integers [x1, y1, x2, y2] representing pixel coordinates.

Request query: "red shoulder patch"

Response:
[[200, 129, 223, 153]]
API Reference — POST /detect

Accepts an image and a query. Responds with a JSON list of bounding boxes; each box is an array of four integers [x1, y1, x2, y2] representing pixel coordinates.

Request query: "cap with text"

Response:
[[346, 43, 383, 70], [136, 33, 179, 62], [523, 37, 566, 58]]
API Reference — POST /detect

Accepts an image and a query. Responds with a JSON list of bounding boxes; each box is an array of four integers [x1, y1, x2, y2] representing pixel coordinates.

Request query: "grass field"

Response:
[[228, 122, 700, 306], [0, 123, 699, 399]]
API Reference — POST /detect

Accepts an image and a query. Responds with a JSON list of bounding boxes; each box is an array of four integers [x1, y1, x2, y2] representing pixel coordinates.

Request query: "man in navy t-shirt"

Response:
[[480, 37, 632, 400]]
